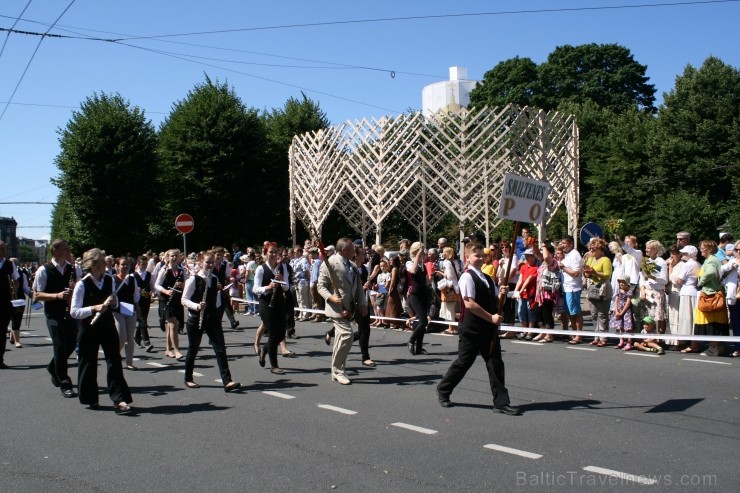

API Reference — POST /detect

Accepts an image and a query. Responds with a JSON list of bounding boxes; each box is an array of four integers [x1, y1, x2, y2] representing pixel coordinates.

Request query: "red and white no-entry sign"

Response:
[[175, 213, 194, 234]]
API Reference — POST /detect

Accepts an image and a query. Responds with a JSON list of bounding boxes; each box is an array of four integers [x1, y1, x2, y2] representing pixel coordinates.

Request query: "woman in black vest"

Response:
[[155, 249, 187, 360], [181, 252, 240, 391], [406, 242, 432, 355], [252, 243, 290, 375], [71, 248, 132, 414]]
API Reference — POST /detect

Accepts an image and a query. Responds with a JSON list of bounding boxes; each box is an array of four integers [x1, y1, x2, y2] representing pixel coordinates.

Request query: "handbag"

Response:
[[698, 291, 726, 312], [540, 268, 561, 292], [587, 280, 611, 301]]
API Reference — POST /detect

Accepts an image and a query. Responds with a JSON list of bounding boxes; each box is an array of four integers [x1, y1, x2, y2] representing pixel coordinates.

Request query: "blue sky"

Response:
[[1, 0, 738, 242]]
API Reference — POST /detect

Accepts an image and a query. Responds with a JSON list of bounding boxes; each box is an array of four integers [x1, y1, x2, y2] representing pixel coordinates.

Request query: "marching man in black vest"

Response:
[[133, 255, 154, 352], [181, 251, 241, 391], [32, 239, 78, 396], [436, 242, 521, 415]]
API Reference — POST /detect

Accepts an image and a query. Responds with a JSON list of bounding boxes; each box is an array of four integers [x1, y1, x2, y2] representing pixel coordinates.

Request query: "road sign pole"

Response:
[[183, 233, 187, 260]]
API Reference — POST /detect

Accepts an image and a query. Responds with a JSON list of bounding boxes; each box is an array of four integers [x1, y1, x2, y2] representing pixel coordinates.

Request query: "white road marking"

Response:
[[44, 337, 52, 341], [582, 466, 658, 485], [510, 341, 543, 346], [483, 444, 543, 459], [566, 346, 597, 351], [318, 404, 357, 415], [263, 391, 295, 400], [624, 352, 660, 358], [178, 370, 203, 377], [682, 358, 731, 366], [146, 362, 169, 368], [390, 422, 437, 435]]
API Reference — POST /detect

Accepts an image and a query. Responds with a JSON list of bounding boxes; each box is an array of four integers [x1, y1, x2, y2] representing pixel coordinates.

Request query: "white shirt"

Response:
[[459, 266, 499, 299], [154, 266, 189, 293], [720, 257, 738, 305], [641, 256, 667, 291], [181, 272, 221, 310], [0, 257, 19, 281], [253, 263, 290, 296], [32, 258, 70, 292], [561, 249, 583, 292], [70, 274, 118, 320], [676, 258, 700, 296]]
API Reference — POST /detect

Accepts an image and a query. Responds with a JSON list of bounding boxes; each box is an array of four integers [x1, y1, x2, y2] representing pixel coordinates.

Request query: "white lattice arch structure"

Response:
[[289, 105, 579, 246]]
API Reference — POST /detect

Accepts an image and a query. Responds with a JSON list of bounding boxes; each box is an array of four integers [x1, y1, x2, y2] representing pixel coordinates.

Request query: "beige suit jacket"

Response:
[[317, 254, 366, 319]]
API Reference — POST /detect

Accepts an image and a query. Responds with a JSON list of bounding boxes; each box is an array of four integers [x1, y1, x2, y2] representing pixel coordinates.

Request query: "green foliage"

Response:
[[51, 92, 158, 254], [650, 190, 720, 244], [157, 76, 266, 251], [469, 57, 540, 109]]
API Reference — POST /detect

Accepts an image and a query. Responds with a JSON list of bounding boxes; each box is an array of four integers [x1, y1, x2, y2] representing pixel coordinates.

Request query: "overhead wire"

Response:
[[0, 0, 33, 60], [0, 0, 76, 123]]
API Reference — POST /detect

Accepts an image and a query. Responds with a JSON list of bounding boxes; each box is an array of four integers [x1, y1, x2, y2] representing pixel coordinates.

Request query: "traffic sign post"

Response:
[[579, 221, 604, 248], [175, 213, 194, 259]]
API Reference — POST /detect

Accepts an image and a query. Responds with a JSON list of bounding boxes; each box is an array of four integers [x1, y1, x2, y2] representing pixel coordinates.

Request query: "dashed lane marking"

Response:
[[263, 391, 295, 400], [682, 358, 731, 365], [390, 422, 437, 435], [566, 346, 597, 351], [483, 444, 543, 459], [624, 352, 660, 358], [582, 466, 658, 485], [146, 362, 169, 368], [510, 341, 544, 346], [317, 404, 357, 415]]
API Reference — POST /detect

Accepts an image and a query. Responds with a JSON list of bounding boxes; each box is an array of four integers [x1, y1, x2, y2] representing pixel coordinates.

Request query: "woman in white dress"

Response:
[[675, 245, 700, 352], [439, 247, 461, 335]]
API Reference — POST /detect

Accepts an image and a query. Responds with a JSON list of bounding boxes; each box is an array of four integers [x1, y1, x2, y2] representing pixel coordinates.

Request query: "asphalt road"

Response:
[[1, 308, 738, 493]]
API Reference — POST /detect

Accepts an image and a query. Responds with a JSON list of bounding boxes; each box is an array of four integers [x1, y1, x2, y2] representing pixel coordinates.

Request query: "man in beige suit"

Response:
[[317, 238, 368, 385]]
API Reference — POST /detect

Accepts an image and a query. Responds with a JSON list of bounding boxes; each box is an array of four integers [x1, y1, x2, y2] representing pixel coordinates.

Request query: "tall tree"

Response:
[[469, 56, 540, 109], [539, 43, 656, 113], [51, 92, 158, 254], [158, 76, 266, 250], [650, 56, 740, 239], [263, 93, 330, 244]]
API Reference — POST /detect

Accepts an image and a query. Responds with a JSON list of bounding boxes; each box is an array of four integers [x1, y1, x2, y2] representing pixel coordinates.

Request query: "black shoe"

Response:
[[493, 405, 521, 416], [145, 344, 154, 353], [87, 403, 100, 410], [62, 388, 77, 398], [324, 331, 332, 346], [0, 362, 9, 369], [288, 331, 299, 339], [224, 381, 241, 392], [231, 321, 240, 330], [114, 403, 132, 415], [258, 347, 266, 368], [437, 389, 452, 408], [417, 347, 428, 355], [408, 342, 417, 355]]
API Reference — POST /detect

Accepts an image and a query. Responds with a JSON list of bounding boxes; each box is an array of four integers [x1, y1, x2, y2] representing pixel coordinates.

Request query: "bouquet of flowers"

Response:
[[604, 218, 624, 237], [641, 257, 659, 278]]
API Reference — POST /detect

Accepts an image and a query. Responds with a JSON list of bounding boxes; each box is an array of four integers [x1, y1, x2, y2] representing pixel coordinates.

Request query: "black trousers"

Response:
[[259, 301, 286, 368], [184, 316, 232, 386], [407, 294, 430, 350], [77, 318, 132, 406], [45, 314, 77, 390], [355, 308, 371, 361], [437, 327, 510, 407], [135, 298, 151, 345], [0, 306, 9, 363], [217, 294, 237, 325]]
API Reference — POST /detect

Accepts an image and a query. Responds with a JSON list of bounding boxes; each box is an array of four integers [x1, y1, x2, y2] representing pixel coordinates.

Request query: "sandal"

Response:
[[281, 351, 297, 358], [596, 341, 607, 347], [731, 351, 740, 358], [681, 347, 699, 353], [538, 338, 553, 343], [589, 340, 599, 346], [185, 381, 200, 389], [362, 359, 376, 367], [567, 339, 582, 345], [114, 402, 132, 415], [442, 329, 456, 335]]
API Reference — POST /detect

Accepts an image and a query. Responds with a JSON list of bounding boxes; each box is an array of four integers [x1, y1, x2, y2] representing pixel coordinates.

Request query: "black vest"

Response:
[[0, 259, 13, 305], [83, 275, 114, 327], [459, 270, 498, 334], [160, 268, 183, 303], [407, 262, 430, 299], [187, 274, 219, 321], [134, 270, 151, 297], [42, 262, 75, 318], [213, 260, 228, 285], [258, 264, 284, 306]]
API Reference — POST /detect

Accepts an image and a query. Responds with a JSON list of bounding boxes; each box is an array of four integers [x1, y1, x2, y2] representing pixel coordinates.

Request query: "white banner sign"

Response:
[[497, 173, 550, 223]]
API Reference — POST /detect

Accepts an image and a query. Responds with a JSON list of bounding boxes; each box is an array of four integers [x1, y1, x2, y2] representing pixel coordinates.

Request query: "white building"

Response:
[[421, 66, 478, 118]]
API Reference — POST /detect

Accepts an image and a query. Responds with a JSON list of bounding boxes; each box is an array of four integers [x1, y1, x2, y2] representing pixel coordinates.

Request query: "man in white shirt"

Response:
[[559, 236, 585, 344]]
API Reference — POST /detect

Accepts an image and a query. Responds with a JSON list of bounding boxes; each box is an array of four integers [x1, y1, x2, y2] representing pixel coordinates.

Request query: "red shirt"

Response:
[[519, 263, 539, 300]]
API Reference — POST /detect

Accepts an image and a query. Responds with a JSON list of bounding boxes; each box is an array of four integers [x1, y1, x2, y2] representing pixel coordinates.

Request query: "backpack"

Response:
[[541, 268, 561, 292]]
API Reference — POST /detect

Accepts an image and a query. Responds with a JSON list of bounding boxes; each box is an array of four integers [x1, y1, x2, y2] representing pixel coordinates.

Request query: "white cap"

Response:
[[523, 248, 535, 256], [679, 245, 697, 256], [725, 244, 735, 253]]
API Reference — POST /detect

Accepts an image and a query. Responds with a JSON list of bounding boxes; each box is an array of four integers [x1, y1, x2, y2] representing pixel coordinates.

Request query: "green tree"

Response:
[[650, 56, 740, 238], [263, 93, 330, 244], [158, 76, 266, 250], [469, 56, 540, 109], [540, 43, 656, 113], [51, 92, 158, 254]]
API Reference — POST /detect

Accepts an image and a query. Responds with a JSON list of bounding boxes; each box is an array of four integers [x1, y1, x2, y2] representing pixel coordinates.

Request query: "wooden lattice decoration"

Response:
[[289, 105, 579, 245]]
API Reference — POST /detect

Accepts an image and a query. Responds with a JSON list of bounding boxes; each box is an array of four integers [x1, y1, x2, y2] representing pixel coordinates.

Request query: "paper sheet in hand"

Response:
[[11, 299, 26, 308], [119, 302, 135, 317], [32, 301, 43, 310]]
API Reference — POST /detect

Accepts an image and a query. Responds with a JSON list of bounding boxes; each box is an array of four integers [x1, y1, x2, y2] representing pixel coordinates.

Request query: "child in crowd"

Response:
[[610, 275, 634, 350], [633, 316, 665, 354]]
